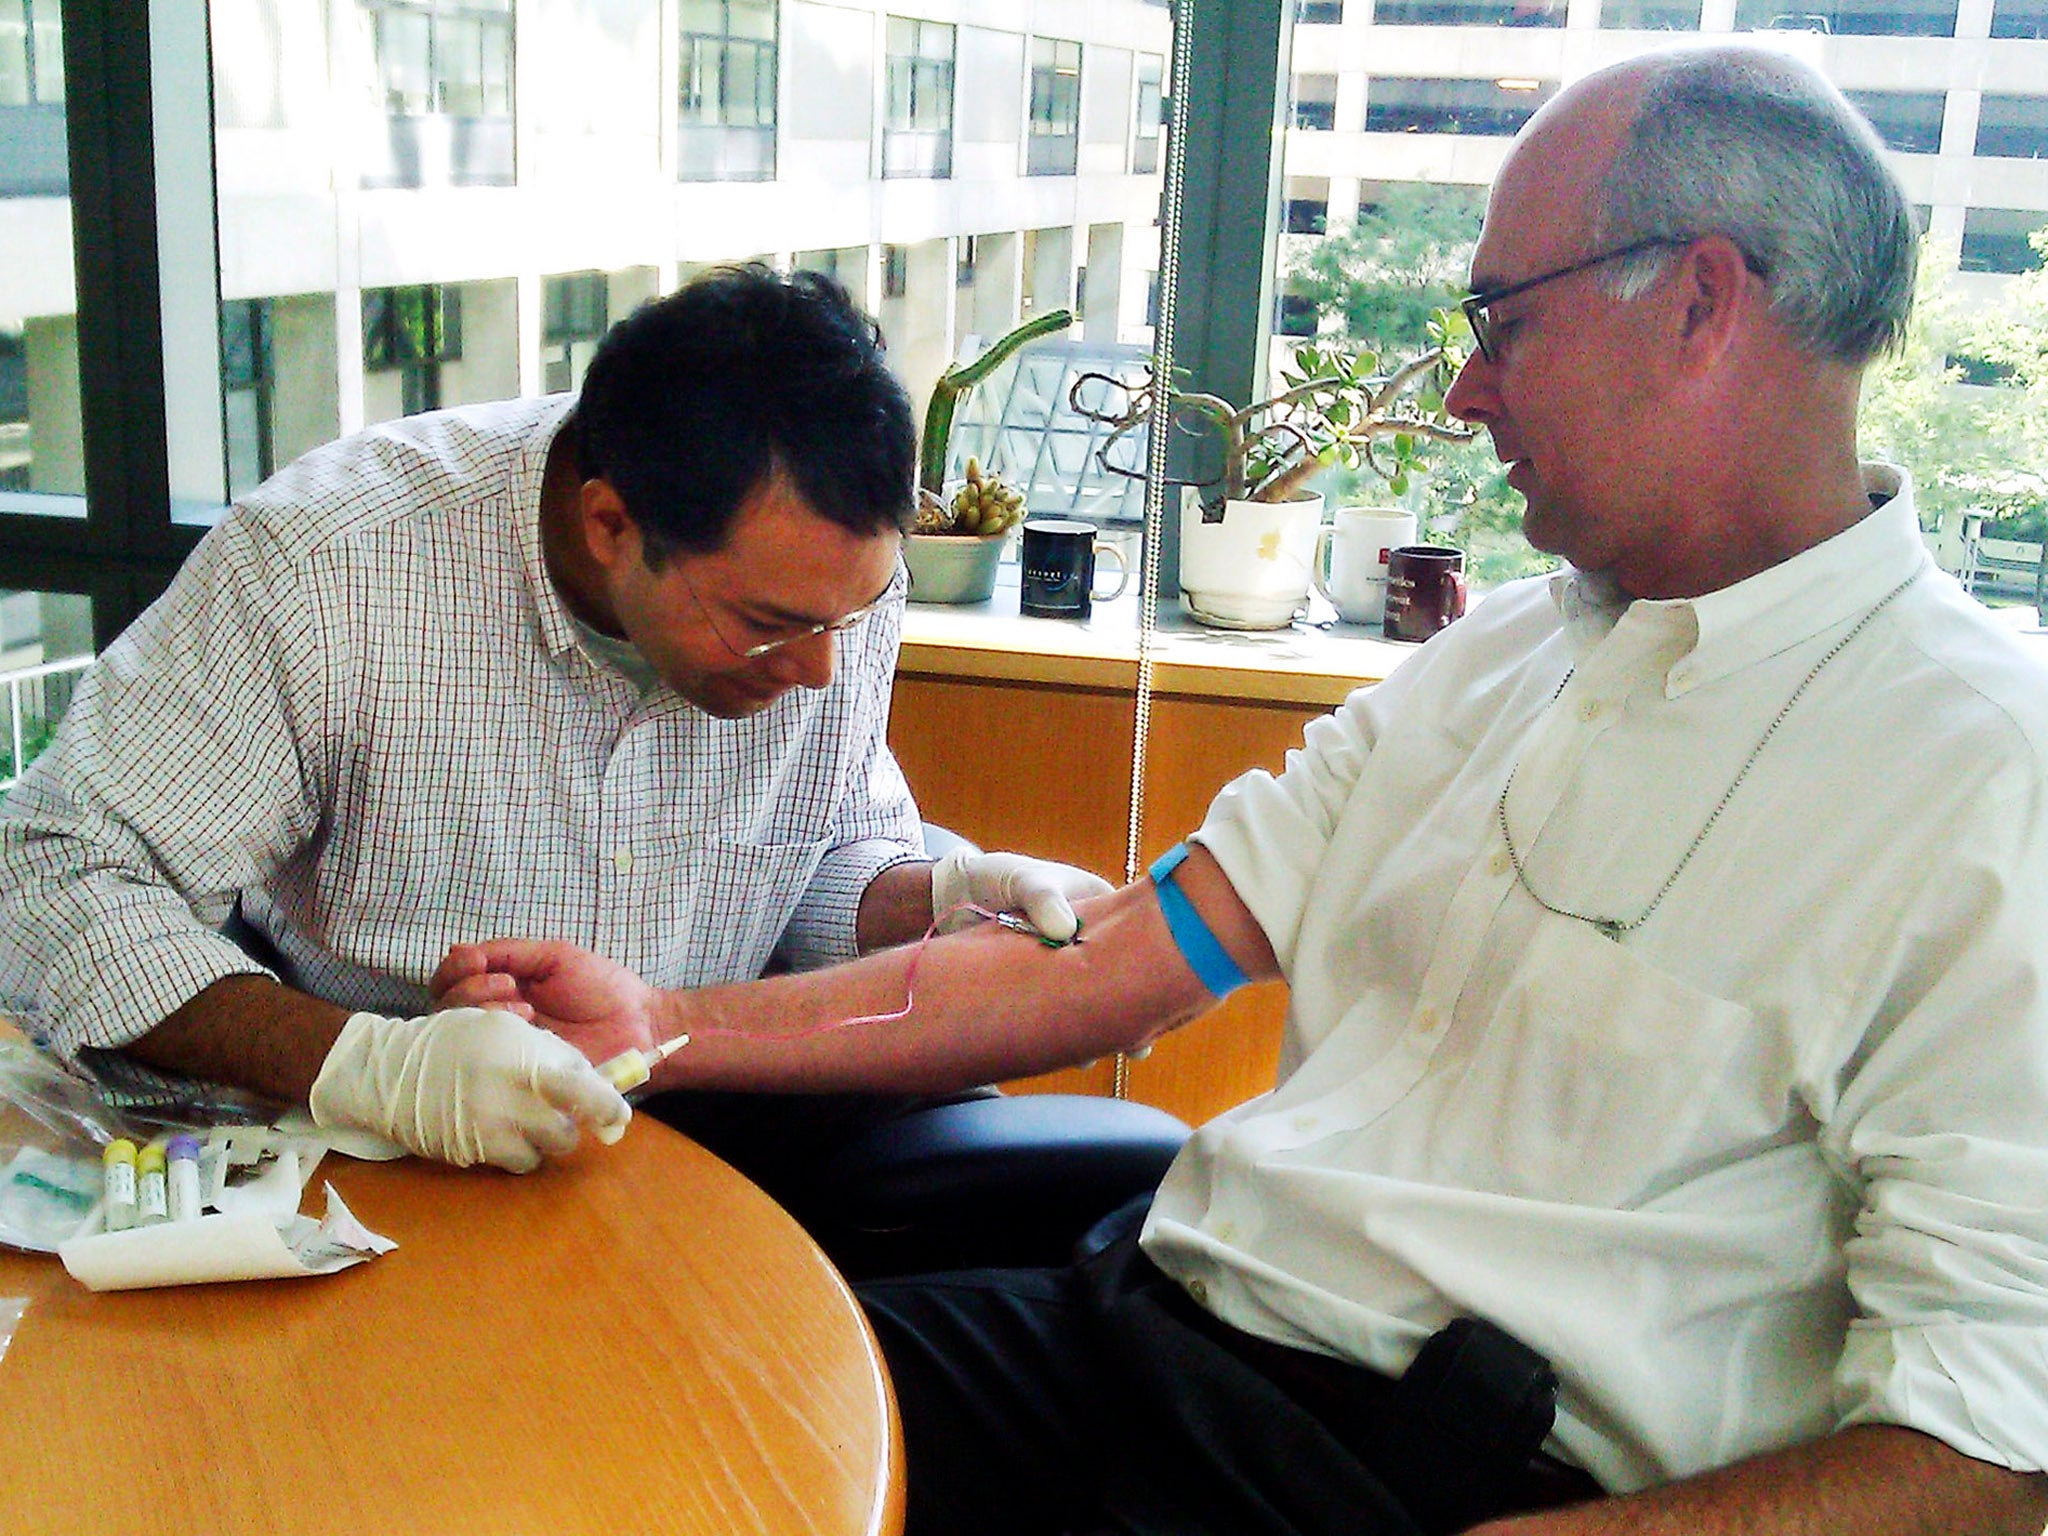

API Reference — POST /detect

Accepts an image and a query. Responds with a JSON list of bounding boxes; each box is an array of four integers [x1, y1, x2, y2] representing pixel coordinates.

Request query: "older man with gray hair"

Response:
[[439, 46, 2048, 1536]]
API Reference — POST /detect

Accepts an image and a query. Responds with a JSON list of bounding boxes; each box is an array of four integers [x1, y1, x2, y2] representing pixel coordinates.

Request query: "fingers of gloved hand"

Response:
[[311, 1007, 627, 1173], [931, 849, 1114, 942], [526, 1036, 634, 1144]]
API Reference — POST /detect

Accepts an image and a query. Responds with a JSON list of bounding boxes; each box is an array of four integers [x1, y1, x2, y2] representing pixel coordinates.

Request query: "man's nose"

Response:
[[1444, 348, 1500, 426], [764, 628, 837, 692]]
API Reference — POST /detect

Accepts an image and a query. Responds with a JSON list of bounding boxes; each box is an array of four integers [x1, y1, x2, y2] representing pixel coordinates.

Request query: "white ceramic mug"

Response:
[[1314, 508, 1416, 625]]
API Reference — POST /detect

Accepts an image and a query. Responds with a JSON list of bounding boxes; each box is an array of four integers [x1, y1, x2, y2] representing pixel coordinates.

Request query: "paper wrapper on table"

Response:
[[57, 1183, 396, 1291]]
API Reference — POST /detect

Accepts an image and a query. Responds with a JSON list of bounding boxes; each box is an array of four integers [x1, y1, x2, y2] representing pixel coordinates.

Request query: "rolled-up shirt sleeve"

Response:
[[0, 514, 330, 1057], [774, 578, 925, 970], [1828, 753, 2048, 1471]]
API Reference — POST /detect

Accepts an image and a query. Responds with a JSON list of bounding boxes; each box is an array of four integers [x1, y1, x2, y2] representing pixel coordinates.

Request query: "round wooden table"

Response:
[[0, 1115, 904, 1535]]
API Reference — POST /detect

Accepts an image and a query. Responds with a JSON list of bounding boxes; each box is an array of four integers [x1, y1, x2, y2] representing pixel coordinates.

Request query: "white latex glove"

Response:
[[309, 1007, 633, 1173], [931, 849, 1116, 944]]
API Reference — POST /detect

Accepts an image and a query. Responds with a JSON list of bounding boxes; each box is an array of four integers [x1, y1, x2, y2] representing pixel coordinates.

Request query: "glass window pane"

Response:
[[0, 589, 93, 790], [0, 0, 27, 108], [30, 0, 57, 103], [380, 10, 433, 114]]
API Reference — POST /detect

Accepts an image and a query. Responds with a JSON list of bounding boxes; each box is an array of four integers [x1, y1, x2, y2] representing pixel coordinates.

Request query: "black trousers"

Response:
[[857, 1207, 1601, 1536]]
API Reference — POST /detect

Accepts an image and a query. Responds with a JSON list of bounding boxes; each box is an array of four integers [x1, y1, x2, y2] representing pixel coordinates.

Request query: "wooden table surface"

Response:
[[0, 1115, 903, 1536]]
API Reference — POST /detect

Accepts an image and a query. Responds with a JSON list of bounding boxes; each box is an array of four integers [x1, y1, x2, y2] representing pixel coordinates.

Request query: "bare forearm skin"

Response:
[[1474, 1425, 2048, 1536], [127, 974, 352, 1105], [650, 865, 1266, 1096]]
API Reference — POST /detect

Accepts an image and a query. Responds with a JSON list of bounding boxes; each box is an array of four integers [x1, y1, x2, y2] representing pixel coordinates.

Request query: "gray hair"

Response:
[[1590, 46, 1917, 366]]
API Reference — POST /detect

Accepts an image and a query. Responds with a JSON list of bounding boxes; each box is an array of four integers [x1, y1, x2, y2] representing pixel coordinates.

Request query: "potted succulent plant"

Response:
[[902, 309, 1075, 604], [1072, 312, 1473, 628]]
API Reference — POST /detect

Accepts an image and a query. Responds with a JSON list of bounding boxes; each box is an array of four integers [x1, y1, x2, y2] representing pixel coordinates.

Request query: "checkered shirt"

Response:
[[0, 396, 924, 1059]]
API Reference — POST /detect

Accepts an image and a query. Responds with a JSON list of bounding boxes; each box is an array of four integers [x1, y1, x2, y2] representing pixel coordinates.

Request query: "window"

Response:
[[362, 0, 515, 187], [1371, 0, 1564, 26], [1962, 208, 2048, 273], [1975, 95, 2048, 160], [363, 284, 462, 418], [220, 300, 274, 501], [1297, 0, 1345, 20], [1598, 0, 1704, 28], [883, 245, 909, 300], [0, 0, 66, 196], [541, 273, 608, 395], [1293, 74, 1338, 131], [1134, 54, 1164, 175], [1028, 38, 1081, 176], [1734, 0, 1957, 35], [1845, 91, 1946, 155], [679, 0, 777, 182], [1992, 0, 2048, 38], [956, 235, 977, 289], [884, 16, 954, 179], [1284, 176, 1330, 234], [1364, 77, 1554, 137]]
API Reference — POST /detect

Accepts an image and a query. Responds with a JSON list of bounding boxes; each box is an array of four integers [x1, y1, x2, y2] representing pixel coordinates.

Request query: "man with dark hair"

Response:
[[439, 51, 2048, 1535], [0, 263, 1107, 1183]]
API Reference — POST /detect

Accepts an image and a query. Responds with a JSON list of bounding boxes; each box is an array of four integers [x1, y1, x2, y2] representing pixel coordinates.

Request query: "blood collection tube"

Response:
[[102, 1139, 138, 1232], [166, 1135, 203, 1223], [136, 1141, 169, 1226]]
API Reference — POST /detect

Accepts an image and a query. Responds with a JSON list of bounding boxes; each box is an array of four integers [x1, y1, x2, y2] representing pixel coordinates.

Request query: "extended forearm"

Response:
[[653, 880, 1216, 1095], [1473, 1426, 2048, 1536], [127, 974, 352, 1104]]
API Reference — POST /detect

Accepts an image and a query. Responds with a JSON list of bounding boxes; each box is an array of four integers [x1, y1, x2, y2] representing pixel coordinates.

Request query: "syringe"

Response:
[[591, 1033, 693, 1142]]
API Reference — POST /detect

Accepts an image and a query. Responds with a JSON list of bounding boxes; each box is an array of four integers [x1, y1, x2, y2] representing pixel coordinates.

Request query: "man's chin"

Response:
[[690, 682, 787, 719]]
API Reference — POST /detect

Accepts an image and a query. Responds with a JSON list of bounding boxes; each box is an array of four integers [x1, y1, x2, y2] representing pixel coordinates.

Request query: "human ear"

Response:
[[1674, 236, 1751, 367], [578, 478, 641, 571]]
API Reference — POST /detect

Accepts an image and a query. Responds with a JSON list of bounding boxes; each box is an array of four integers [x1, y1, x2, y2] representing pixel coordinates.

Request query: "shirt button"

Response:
[[1577, 697, 1605, 722], [1417, 1005, 1442, 1034], [1489, 848, 1513, 876], [1187, 1278, 1210, 1306], [613, 848, 634, 874]]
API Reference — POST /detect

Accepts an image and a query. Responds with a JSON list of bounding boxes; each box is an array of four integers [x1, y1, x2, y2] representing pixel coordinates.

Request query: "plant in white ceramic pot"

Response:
[[1072, 311, 1474, 627], [901, 309, 1073, 604]]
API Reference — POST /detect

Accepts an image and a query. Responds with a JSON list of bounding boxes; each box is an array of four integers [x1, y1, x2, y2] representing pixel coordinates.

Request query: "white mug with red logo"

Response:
[[1314, 508, 1416, 626]]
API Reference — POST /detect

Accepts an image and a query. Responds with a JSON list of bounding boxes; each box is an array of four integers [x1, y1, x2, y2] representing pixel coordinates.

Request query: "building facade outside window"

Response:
[[542, 272, 607, 396], [1992, 0, 2048, 38], [1976, 94, 2048, 159], [363, 0, 514, 187], [1027, 37, 1081, 176], [363, 284, 461, 419], [883, 16, 954, 179], [221, 299, 274, 501], [0, 0, 65, 196], [1363, 77, 1555, 137], [1134, 53, 1163, 175], [1731, 0, 1958, 33], [1845, 90, 1947, 155], [679, 0, 777, 182]]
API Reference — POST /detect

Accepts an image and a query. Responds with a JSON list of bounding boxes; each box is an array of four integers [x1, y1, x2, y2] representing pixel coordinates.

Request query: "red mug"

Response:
[[1382, 544, 1467, 642]]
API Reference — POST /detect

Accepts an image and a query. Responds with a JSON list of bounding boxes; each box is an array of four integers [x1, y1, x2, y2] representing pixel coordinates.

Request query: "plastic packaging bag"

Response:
[[0, 1038, 135, 1252]]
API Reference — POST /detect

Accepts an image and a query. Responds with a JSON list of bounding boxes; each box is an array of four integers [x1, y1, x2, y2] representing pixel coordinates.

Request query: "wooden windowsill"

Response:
[[897, 566, 1419, 707]]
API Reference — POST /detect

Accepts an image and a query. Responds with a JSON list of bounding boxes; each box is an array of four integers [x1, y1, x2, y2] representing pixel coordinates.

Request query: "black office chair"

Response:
[[812, 824, 1192, 1278]]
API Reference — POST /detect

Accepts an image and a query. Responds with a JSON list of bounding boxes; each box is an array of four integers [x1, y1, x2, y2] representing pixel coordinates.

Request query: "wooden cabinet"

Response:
[[888, 666, 1338, 1127]]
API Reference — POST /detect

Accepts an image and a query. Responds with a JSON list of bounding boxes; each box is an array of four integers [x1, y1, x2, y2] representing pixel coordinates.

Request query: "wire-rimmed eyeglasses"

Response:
[[677, 562, 879, 660], [1460, 237, 1686, 364]]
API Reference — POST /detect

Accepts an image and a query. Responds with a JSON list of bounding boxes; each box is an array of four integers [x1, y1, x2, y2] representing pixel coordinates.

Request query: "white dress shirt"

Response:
[[1145, 468, 2048, 1493], [0, 396, 923, 1057]]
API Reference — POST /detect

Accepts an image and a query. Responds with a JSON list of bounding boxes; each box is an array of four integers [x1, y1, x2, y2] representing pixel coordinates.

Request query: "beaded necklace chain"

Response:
[[1497, 571, 1920, 940]]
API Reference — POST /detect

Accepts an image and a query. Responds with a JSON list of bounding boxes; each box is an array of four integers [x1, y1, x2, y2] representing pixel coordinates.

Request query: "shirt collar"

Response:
[[512, 395, 585, 660], [1549, 463, 1928, 697]]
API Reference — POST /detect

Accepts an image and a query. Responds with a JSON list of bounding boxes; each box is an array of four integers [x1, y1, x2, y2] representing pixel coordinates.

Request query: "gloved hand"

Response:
[[309, 1007, 633, 1173], [930, 849, 1115, 944]]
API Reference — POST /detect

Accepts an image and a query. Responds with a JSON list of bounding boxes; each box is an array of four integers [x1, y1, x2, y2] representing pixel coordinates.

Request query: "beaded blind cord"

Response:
[[1498, 571, 1920, 940]]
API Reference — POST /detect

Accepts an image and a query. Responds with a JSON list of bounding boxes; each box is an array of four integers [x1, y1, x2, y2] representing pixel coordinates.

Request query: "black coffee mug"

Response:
[[1382, 544, 1468, 642], [1020, 519, 1130, 619]]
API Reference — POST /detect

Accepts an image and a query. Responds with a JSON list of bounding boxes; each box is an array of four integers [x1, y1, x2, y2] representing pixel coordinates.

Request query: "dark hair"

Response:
[[573, 264, 916, 559]]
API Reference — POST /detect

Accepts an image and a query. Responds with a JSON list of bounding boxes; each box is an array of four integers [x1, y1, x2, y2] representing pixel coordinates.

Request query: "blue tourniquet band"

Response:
[[1150, 842, 1250, 998]]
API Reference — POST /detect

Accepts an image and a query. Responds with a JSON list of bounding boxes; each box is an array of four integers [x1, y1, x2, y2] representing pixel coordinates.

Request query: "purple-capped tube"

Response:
[[166, 1134, 203, 1223]]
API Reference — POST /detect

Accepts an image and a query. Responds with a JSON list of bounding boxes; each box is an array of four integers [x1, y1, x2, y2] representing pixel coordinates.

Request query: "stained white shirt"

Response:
[[0, 396, 923, 1057], [1145, 468, 2048, 1493]]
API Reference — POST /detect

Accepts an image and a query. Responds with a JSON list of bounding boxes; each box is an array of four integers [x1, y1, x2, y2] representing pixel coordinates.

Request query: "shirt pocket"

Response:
[[1461, 916, 1764, 1209], [641, 834, 833, 986]]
